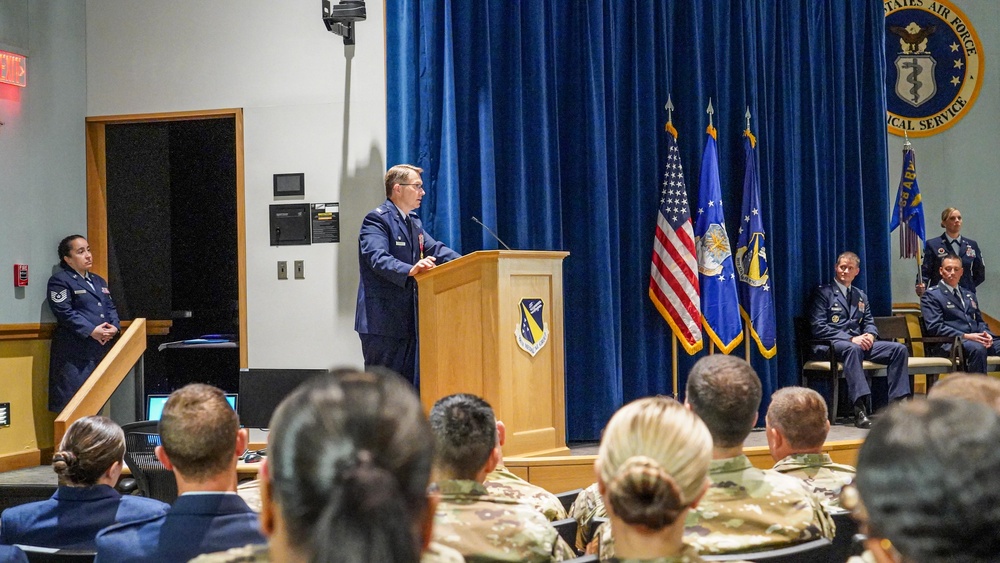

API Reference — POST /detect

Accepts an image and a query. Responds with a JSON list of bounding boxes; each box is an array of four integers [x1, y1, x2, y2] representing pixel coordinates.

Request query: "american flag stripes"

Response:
[[649, 123, 703, 355]]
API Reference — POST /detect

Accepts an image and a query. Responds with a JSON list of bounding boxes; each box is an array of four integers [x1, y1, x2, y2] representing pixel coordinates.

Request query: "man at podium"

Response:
[[355, 164, 461, 387]]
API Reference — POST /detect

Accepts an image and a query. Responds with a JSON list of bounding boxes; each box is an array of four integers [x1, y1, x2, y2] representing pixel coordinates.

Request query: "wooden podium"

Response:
[[416, 250, 570, 456]]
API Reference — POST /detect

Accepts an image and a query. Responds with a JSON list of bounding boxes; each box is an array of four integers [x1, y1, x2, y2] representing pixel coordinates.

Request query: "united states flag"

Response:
[[649, 124, 703, 354]]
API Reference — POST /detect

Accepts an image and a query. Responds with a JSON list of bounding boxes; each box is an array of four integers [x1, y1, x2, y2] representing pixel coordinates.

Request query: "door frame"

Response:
[[85, 108, 248, 368]]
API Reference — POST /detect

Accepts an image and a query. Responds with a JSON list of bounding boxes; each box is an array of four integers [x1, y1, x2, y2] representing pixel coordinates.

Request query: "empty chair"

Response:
[[121, 420, 178, 503]]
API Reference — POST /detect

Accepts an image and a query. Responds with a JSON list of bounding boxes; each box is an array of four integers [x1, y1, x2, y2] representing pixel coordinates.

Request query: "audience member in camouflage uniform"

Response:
[[195, 370, 444, 563], [591, 356, 834, 558], [484, 420, 566, 522], [853, 398, 1000, 562], [567, 482, 604, 551], [429, 393, 576, 562], [765, 387, 855, 508], [593, 396, 716, 562], [193, 541, 466, 563]]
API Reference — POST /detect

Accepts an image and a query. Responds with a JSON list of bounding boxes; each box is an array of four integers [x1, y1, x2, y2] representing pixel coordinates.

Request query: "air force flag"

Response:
[[694, 124, 743, 354]]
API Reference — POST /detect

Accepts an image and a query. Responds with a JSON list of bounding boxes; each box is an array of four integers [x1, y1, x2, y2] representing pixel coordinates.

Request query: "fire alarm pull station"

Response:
[[14, 264, 28, 287]]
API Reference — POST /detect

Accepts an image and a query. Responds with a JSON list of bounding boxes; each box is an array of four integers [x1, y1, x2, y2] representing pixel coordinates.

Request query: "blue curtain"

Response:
[[388, 0, 890, 440]]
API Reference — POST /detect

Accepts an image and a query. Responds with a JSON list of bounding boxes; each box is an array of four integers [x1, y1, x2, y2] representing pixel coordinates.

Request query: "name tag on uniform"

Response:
[[74, 289, 87, 294], [395, 241, 407, 246]]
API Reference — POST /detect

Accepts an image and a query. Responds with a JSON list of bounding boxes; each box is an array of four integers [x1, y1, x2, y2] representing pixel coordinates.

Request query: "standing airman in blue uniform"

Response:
[[355, 164, 461, 387], [46, 235, 120, 412], [916, 207, 985, 296]]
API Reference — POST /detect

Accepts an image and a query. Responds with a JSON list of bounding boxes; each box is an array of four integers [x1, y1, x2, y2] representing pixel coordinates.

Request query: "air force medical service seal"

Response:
[[885, 0, 984, 137], [515, 298, 549, 357]]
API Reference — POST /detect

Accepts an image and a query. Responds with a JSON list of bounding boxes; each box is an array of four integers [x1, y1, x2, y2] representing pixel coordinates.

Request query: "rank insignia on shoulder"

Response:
[[376, 206, 387, 214], [50, 289, 68, 303]]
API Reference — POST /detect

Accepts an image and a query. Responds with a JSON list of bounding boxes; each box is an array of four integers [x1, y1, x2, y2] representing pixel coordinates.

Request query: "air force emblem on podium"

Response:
[[515, 298, 549, 357]]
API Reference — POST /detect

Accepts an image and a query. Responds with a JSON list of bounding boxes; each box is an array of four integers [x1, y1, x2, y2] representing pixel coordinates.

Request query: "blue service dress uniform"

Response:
[[46, 264, 120, 412], [0, 485, 167, 550], [808, 283, 910, 405], [355, 199, 460, 387], [94, 493, 265, 563], [920, 233, 985, 291], [920, 282, 1000, 373]]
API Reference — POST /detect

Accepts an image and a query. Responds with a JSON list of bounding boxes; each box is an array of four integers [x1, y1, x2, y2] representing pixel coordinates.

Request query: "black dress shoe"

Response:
[[854, 405, 872, 429]]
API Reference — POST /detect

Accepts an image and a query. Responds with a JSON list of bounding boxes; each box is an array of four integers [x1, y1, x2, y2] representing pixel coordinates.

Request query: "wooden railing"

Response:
[[54, 318, 148, 446]]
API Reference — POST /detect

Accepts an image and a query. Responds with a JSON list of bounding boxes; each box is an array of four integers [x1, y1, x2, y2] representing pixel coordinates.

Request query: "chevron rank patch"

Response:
[[50, 289, 68, 303]]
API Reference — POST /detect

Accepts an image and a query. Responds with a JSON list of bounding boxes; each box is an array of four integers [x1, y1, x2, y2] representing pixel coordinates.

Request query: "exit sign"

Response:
[[0, 50, 26, 87]]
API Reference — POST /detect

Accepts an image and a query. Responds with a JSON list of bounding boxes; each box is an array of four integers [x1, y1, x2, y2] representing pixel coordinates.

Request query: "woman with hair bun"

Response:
[[0, 416, 167, 549], [193, 369, 462, 563], [594, 396, 713, 562], [916, 207, 985, 296]]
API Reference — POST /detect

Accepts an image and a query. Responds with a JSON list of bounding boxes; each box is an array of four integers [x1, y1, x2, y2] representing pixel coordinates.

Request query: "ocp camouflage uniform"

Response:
[[568, 482, 606, 552], [431, 479, 576, 562], [422, 541, 467, 563], [592, 455, 835, 558], [771, 453, 856, 509], [685, 455, 834, 554], [609, 543, 709, 562], [190, 541, 466, 562], [485, 464, 568, 521]]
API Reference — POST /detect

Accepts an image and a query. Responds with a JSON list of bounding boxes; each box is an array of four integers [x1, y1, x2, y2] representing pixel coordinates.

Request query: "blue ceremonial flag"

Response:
[[735, 129, 776, 358], [889, 145, 926, 259], [694, 123, 743, 354]]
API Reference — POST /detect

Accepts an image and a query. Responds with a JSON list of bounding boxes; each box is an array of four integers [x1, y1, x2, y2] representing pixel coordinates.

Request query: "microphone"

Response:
[[471, 216, 512, 251]]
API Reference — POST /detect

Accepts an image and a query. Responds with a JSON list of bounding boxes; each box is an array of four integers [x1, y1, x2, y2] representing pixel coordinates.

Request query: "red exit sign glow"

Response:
[[0, 50, 26, 87]]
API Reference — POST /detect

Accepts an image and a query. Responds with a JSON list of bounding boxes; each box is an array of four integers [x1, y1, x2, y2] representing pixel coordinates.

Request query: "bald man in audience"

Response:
[[484, 420, 567, 521], [590, 356, 834, 558], [765, 387, 855, 508], [928, 372, 1000, 413], [428, 393, 575, 562], [95, 384, 264, 562]]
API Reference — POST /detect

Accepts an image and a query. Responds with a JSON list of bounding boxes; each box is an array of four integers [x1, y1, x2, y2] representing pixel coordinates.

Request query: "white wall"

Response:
[[888, 1, 1000, 315], [0, 0, 87, 323], [86, 0, 386, 368]]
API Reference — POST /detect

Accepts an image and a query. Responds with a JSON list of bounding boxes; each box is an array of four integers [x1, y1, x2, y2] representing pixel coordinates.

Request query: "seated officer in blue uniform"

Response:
[[920, 255, 1000, 374], [915, 207, 985, 296], [355, 164, 461, 387], [95, 384, 264, 562], [46, 235, 120, 412], [808, 252, 910, 428], [0, 417, 166, 549]]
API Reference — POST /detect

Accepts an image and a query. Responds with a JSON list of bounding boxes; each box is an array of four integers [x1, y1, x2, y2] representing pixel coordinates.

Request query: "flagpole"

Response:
[[903, 132, 924, 287], [672, 334, 679, 399], [744, 107, 752, 364], [744, 324, 750, 362]]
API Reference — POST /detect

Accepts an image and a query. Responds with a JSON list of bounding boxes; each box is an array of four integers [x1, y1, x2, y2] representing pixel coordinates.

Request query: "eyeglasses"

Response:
[[398, 183, 424, 189]]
